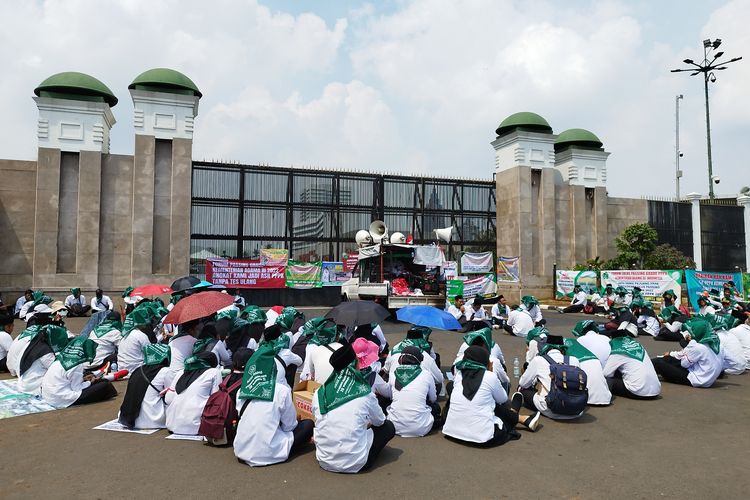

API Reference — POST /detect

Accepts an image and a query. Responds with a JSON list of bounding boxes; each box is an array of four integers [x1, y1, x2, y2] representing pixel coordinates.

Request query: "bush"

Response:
[[644, 244, 695, 269]]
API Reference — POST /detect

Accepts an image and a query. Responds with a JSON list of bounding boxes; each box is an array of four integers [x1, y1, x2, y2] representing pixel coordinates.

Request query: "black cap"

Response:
[[263, 324, 282, 341], [546, 334, 564, 346], [330, 343, 356, 371]]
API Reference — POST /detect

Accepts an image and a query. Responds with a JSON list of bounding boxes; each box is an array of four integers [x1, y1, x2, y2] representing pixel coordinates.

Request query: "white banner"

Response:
[[555, 270, 598, 299], [358, 244, 381, 260], [462, 274, 497, 298], [460, 252, 494, 274], [601, 270, 682, 303]]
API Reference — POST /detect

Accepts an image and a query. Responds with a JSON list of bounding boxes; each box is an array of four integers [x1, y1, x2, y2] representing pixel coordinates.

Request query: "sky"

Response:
[[0, 0, 748, 198]]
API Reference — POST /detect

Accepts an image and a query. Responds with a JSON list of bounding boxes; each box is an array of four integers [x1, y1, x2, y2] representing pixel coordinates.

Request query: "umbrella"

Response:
[[396, 305, 462, 331], [162, 291, 234, 325], [324, 301, 390, 327], [131, 284, 173, 296], [170, 276, 201, 293]]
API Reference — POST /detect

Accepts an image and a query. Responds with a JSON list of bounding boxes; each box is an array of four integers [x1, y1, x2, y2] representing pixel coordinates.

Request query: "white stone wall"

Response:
[[492, 131, 556, 172], [130, 89, 199, 140], [34, 97, 115, 153], [554, 148, 610, 188]]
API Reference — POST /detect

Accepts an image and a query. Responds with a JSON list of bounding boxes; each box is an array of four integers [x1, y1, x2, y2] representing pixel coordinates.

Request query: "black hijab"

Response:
[[458, 345, 489, 401], [118, 359, 169, 429], [175, 351, 218, 394], [394, 346, 423, 391]]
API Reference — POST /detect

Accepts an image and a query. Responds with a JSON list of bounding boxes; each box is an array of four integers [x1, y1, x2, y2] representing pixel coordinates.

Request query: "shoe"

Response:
[[104, 369, 130, 381], [510, 391, 524, 413], [524, 411, 541, 432]]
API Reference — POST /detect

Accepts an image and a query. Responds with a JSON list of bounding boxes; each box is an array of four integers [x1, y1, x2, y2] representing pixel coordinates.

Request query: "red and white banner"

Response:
[[206, 258, 286, 289]]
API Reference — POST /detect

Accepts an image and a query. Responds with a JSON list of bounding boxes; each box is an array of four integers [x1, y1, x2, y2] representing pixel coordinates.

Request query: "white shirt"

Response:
[[729, 324, 750, 366], [372, 325, 387, 352], [637, 315, 660, 336], [6, 335, 32, 376], [577, 358, 611, 405], [443, 370, 507, 443], [602, 354, 661, 397], [165, 367, 222, 435], [576, 332, 611, 367], [445, 302, 465, 321], [387, 369, 436, 437], [454, 342, 509, 385], [18, 353, 56, 394], [313, 391, 385, 473], [300, 343, 342, 383], [669, 341, 723, 388], [14, 296, 28, 314], [717, 331, 746, 375], [119, 366, 171, 429], [234, 383, 298, 466], [64, 294, 86, 308], [572, 291, 588, 306], [698, 305, 716, 316], [385, 350, 444, 386], [274, 348, 302, 385], [90, 295, 114, 312], [523, 304, 543, 323], [465, 306, 486, 322], [0, 330, 13, 361], [491, 303, 510, 319], [518, 350, 584, 419], [664, 320, 683, 333], [89, 327, 121, 367], [212, 340, 232, 368], [117, 329, 152, 373], [41, 361, 91, 408], [506, 309, 534, 337], [19, 301, 36, 320]]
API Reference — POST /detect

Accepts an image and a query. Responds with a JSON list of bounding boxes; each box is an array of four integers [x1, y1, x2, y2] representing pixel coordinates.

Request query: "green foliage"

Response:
[[644, 244, 696, 269], [573, 256, 604, 272], [614, 223, 658, 268]]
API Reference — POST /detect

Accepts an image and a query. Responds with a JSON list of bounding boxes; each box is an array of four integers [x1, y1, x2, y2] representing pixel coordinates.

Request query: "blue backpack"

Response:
[[542, 354, 588, 416]]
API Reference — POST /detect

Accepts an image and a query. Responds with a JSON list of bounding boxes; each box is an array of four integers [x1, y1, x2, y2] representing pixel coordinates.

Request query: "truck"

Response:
[[340, 243, 446, 309]]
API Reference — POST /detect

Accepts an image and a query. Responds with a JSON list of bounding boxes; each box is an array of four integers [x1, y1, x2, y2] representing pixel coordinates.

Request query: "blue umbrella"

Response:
[[396, 305, 462, 331]]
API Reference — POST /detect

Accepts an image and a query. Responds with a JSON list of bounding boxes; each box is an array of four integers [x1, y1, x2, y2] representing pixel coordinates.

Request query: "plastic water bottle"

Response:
[[513, 356, 520, 378], [110, 362, 118, 372]]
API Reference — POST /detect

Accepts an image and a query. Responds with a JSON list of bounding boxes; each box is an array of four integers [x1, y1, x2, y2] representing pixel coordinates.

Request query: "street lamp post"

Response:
[[671, 39, 742, 199], [675, 94, 683, 199]]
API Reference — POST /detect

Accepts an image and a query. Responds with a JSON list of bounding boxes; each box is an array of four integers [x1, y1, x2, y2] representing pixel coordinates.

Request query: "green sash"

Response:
[[391, 337, 431, 354], [57, 337, 96, 370], [394, 364, 422, 388], [238, 336, 287, 401], [463, 328, 495, 349], [92, 317, 123, 338], [564, 338, 597, 363], [318, 362, 372, 415], [609, 337, 646, 361], [143, 344, 170, 366]]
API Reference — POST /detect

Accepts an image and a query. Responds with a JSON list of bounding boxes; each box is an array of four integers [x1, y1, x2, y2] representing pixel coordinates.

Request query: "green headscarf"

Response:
[[318, 360, 372, 415], [122, 301, 167, 337], [183, 353, 215, 372], [143, 343, 170, 366], [572, 320, 597, 337], [704, 314, 738, 332], [122, 286, 134, 298], [91, 316, 123, 339], [306, 318, 338, 346], [192, 337, 215, 355], [609, 336, 646, 361], [521, 295, 538, 308], [57, 337, 96, 370], [615, 286, 628, 296], [659, 305, 678, 321], [630, 298, 646, 309], [682, 318, 720, 354], [463, 327, 495, 349], [238, 335, 290, 401], [18, 324, 68, 353], [540, 336, 565, 355], [455, 358, 488, 372], [70, 287, 81, 295], [391, 337, 431, 354], [563, 338, 598, 362], [275, 306, 300, 331], [241, 305, 267, 325], [602, 284, 614, 295], [215, 308, 238, 321], [525, 326, 549, 345], [31, 291, 53, 308]]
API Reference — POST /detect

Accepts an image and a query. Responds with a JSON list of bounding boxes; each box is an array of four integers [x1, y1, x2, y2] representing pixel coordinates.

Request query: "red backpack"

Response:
[[199, 374, 246, 446]]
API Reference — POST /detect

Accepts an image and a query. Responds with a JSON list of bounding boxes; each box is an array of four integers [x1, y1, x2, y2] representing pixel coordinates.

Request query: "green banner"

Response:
[[285, 260, 322, 289], [447, 280, 464, 304], [744, 273, 750, 301]]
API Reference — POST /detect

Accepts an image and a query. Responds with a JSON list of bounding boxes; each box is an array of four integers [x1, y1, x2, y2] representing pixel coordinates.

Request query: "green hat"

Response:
[[57, 337, 96, 370], [521, 295, 538, 307], [572, 320, 597, 337], [615, 286, 628, 295], [122, 286, 134, 298], [526, 326, 549, 345], [682, 318, 720, 354]]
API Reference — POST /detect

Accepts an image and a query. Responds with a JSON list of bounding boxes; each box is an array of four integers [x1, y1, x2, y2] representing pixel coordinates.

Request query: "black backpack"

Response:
[[542, 354, 588, 416]]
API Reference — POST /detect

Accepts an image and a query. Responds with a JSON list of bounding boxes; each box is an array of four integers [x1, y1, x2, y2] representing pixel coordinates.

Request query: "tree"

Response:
[[614, 223, 658, 268], [644, 244, 695, 269], [574, 256, 604, 272]]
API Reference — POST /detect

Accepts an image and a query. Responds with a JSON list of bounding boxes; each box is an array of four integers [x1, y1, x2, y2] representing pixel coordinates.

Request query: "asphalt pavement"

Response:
[[2, 310, 749, 499]]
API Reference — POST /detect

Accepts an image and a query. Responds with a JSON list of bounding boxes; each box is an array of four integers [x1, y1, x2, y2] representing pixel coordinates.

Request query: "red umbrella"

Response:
[[131, 284, 173, 296], [162, 291, 234, 325]]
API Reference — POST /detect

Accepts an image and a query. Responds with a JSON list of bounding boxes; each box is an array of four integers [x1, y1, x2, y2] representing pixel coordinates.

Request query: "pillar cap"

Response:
[[737, 194, 750, 205], [685, 192, 702, 201]]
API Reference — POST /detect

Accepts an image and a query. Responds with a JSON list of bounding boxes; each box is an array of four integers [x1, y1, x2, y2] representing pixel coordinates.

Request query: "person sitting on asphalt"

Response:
[[443, 345, 539, 448], [118, 302, 165, 375], [384, 326, 444, 392], [353, 337, 392, 413], [261, 324, 303, 387], [312, 343, 396, 473], [14, 289, 33, 318], [491, 295, 510, 330], [696, 294, 717, 316], [299, 318, 342, 384], [41, 337, 118, 408], [559, 285, 588, 314], [234, 338, 314, 467], [728, 308, 750, 368], [603, 333, 661, 400], [86, 310, 123, 371], [165, 350, 222, 435], [654, 302, 687, 342], [387, 346, 442, 437], [64, 287, 91, 317], [463, 297, 489, 332], [632, 300, 660, 337], [504, 304, 535, 337], [15, 315, 71, 394], [572, 320, 610, 367], [518, 334, 587, 420], [445, 295, 467, 328], [521, 295, 545, 326], [564, 337, 612, 406], [710, 315, 746, 375], [612, 286, 631, 309], [453, 327, 509, 391], [651, 318, 722, 388], [90, 288, 114, 314], [0, 310, 14, 372], [118, 344, 172, 429]]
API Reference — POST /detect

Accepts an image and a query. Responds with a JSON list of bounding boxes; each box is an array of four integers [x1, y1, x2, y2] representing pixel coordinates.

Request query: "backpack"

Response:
[[542, 354, 588, 416], [199, 374, 246, 446]]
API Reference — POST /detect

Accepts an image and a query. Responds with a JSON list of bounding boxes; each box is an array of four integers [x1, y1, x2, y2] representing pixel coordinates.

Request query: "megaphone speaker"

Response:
[[369, 220, 388, 243], [434, 226, 453, 243]]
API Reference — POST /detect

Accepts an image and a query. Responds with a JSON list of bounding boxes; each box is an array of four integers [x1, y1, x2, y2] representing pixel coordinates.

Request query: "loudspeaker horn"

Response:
[[369, 220, 388, 243], [355, 229, 373, 247], [434, 226, 453, 243], [390, 231, 406, 244]]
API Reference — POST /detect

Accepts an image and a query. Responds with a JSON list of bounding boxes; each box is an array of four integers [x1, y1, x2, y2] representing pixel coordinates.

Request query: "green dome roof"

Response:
[[554, 128, 603, 150], [34, 72, 118, 106], [129, 68, 202, 98], [495, 112, 552, 136]]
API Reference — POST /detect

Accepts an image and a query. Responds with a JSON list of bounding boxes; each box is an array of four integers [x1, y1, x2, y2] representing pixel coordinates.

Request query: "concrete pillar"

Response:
[[738, 194, 750, 270], [686, 192, 702, 270]]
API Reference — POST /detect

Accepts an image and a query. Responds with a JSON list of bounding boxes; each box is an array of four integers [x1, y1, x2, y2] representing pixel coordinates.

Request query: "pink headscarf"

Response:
[[351, 337, 380, 370]]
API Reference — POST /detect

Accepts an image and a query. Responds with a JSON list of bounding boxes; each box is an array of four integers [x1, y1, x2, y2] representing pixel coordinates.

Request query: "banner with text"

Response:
[[601, 269, 683, 303], [321, 262, 351, 286], [447, 274, 497, 303], [685, 269, 744, 310], [745, 273, 750, 301], [496, 256, 520, 283], [259, 248, 289, 267], [443, 261, 458, 280], [343, 253, 359, 272], [206, 258, 286, 289], [286, 260, 323, 289], [460, 252, 494, 274], [555, 270, 598, 299]]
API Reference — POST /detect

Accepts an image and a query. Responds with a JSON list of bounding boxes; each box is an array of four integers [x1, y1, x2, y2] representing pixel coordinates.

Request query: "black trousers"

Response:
[[428, 401, 443, 432], [651, 356, 691, 386], [446, 403, 518, 448], [290, 419, 314, 453], [654, 326, 682, 342], [67, 304, 91, 317], [0, 357, 7, 372], [284, 364, 297, 387], [360, 420, 396, 472], [606, 375, 658, 400], [502, 324, 515, 335], [73, 380, 118, 405], [562, 304, 585, 314], [520, 387, 538, 411]]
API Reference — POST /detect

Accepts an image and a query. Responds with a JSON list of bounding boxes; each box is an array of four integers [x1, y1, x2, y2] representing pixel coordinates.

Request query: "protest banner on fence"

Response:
[[463, 273, 497, 299], [206, 258, 286, 289], [555, 270, 598, 299], [446, 280, 464, 305], [259, 248, 289, 266], [321, 262, 351, 286], [685, 269, 744, 310], [601, 269, 683, 303], [285, 260, 323, 289], [460, 252, 494, 274], [343, 253, 359, 272], [443, 261, 458, 280], [496, 256, 520, 283]]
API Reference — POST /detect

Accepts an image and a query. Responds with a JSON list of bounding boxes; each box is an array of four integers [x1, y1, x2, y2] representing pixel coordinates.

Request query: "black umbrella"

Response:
[[324, 301, 390, 327], [170, 276, 201, 294]]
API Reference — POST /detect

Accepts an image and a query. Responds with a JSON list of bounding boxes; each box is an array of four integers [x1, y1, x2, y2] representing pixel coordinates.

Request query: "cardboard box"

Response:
[[293, 380, 321, 421]]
